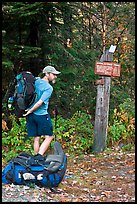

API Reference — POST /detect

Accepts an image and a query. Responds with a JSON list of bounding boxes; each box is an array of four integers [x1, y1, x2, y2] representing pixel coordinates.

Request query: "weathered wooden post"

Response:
[[92, 45, 120, 153]]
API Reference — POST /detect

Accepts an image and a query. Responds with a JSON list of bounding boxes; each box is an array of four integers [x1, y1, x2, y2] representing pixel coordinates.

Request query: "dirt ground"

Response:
[[2, 148, 135, 202]]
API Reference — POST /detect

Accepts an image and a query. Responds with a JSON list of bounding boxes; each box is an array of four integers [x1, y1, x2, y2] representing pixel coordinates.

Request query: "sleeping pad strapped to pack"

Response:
[[2, 142, 67, 190]]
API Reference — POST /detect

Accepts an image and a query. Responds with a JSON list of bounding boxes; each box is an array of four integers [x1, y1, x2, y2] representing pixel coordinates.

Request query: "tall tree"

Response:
[[2, 2, 135, 119]]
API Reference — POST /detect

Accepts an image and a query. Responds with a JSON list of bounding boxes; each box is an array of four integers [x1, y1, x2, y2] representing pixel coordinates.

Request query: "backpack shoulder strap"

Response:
[[12, 157, 32, 170], [44, 155, 64, 173], [45, 155, 63, 163]]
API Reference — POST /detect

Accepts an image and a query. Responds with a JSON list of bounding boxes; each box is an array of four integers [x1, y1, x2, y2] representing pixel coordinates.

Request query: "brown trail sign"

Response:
[[92, 48, 120, 153], [95, 61, 120, 77]]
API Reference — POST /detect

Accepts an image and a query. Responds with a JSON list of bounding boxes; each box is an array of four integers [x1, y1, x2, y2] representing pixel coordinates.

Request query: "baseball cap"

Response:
[[42, 66, 61, 75]]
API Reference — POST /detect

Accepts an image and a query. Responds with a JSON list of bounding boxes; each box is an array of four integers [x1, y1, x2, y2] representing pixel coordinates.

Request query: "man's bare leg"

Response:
[[34, 136, 40, 154], [38, 136, 53, 156]]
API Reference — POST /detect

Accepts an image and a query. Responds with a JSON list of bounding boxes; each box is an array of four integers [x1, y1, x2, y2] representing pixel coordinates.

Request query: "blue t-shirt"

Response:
[[30, 77, 53, 115]]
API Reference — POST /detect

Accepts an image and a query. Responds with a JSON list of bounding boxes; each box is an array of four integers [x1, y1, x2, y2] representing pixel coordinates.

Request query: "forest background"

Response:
[[2, 2, 135, 161]]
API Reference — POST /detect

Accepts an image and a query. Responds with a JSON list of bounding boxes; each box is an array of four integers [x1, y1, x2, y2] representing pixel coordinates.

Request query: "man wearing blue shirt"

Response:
[[23, 66, 61, 159]]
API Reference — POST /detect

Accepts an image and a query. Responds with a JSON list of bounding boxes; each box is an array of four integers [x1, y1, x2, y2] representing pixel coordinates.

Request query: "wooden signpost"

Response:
[[92, 47, 120, 153]]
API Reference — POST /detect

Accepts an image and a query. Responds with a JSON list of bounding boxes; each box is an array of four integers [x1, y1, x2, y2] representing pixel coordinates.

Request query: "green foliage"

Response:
[[108, 122, 127, 142], [10, 45, 41, 59], [119, 98, 135, 118], [2, 104, 135, 163], [2, 116, 33, 161], [2, 60, 14, 70], [2, 2, 135, 160], [121, 143, 134, 152], [107, 98, 135, 147], [53, 111, 94, 154], [2, 2, 135, 119], [2, 112, 94, 161]]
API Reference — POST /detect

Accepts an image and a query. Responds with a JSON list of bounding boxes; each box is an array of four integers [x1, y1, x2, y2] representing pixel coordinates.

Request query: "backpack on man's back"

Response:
[[12, 71, 36, 118]]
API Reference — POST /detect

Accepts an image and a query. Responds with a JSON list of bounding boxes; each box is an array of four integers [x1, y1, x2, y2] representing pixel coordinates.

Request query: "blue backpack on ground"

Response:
[[2, 142, 67, 192], [12, 71, 36, 118]]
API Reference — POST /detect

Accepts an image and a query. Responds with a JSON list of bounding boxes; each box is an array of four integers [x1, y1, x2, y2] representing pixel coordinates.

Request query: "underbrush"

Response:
[[2, 102, 135, 163], [107, 98, 135, 148]]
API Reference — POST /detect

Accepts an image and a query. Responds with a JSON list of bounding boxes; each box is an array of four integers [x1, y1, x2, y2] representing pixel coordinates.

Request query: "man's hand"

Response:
[[23, 99, 43, 116], [23, 109, 32, 117]]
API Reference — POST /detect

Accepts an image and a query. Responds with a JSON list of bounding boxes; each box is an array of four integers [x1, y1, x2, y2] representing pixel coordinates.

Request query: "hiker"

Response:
[[23, 66, 61, 159]]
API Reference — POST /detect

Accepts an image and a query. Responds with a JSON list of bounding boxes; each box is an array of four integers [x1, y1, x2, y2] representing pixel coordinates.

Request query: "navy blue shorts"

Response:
[[26, 113, 53, 137]]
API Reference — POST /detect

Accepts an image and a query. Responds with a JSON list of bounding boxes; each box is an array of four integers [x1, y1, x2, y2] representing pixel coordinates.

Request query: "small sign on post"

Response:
[[109, 45, 116, 53]]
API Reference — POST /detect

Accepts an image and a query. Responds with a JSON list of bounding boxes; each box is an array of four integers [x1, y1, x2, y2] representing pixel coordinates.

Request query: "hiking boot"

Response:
[[33, 153, 47, 165], [34, 153, 44, 161]]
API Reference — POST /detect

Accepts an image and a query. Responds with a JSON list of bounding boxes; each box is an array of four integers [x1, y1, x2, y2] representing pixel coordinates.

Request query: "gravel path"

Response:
[[2, 183, 60, 202], [2, 150, 135, 202]]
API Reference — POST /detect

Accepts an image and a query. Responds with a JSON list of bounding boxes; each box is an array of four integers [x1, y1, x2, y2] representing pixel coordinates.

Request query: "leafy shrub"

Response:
[[2, 115, 33, 161], [54, 111, 94, 154], [107, 98, 135, 147], [2, 101, 135, 163], [2, 111, 94, 162]]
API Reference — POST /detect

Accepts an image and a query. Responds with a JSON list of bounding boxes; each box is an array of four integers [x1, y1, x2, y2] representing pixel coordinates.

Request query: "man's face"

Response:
[[48, 73, 57, 83]]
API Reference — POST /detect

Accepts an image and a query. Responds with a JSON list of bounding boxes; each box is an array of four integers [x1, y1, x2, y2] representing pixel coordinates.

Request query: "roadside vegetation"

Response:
[[2, 96, 135, 164]]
